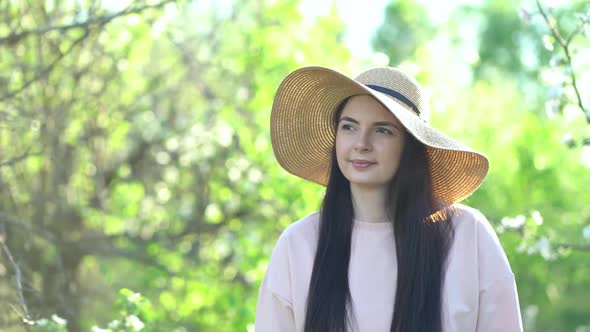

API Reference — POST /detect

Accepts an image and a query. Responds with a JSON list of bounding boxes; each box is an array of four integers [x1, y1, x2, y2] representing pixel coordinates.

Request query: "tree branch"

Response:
[[0, 147, 40, 168], [77, 232, 177, 276], [0, 212, 57, 243], [0, 0, 176, 45], [556, 242, 590, 251], [0, 236, 32, 323], [0, 0, 178, 102], [536, 0, 589, 124], [0, 28, 91, 102], [90, 245, 177, 276]]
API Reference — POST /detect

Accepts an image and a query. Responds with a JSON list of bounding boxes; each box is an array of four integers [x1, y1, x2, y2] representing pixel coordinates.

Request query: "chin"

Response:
[[347, 178, 388, 188]]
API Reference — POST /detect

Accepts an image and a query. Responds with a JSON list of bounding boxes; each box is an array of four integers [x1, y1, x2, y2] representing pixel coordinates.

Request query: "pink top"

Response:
[[255, 204, 523, 331]]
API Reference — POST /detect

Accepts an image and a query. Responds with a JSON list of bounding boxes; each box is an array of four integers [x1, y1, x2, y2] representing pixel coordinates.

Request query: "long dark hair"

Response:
[[303, 97, 455, 332]]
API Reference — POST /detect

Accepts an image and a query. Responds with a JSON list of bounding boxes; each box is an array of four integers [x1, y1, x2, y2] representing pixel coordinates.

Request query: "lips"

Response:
[[351, 160, 376, 168]]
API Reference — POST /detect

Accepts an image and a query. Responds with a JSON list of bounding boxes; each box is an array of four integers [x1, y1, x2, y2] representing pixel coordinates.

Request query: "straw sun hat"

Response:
[[270, 66, 489, 203]]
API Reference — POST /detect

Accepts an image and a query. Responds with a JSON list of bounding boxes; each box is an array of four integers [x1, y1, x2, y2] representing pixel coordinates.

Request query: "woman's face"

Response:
[[336, 95, 406, 190]]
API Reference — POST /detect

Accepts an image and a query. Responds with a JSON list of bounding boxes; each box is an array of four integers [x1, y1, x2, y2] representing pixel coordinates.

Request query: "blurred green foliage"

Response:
[[375, 0, 590, 331], [0, 0, 588, 331], [32, 289, 151, 332]]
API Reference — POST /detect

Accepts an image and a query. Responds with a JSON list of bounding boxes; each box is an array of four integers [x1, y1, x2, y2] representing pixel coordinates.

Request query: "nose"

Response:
[[354, 130, 372, 152]]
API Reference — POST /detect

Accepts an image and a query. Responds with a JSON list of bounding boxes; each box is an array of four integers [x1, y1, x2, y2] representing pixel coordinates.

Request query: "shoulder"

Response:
[[264, 212, 320, 297], [451, 203, 498, 240], [269, 211, 320, 261], [450, 203, 514, 285], [451, 203, 488, 225], [451, 203, 502, 247], [278, 211, 320, 244]]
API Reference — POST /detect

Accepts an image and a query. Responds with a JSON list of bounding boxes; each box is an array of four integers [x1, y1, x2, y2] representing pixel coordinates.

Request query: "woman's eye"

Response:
[[376, 127, 393, 135], [340, 124, 354, 131]]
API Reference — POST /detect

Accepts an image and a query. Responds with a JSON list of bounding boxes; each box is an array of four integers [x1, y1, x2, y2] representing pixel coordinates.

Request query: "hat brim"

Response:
[[270, 66, 489, 203]]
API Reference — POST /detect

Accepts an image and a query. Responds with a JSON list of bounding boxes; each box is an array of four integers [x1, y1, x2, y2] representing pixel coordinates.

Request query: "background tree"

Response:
[[374, 0, 589, 331], [0, 0, 350, 330]]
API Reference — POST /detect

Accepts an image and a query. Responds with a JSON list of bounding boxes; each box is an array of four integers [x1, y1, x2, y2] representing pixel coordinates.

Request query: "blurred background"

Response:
[[0, 0, 589, 331]]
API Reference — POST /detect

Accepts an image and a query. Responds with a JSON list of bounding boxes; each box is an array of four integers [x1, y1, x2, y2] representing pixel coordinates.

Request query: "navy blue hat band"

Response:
[[366, 84, 420, 116]]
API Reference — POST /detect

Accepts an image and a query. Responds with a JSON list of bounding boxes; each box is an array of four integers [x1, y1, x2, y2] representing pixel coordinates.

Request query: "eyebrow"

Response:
[[339, 116, 402, 130]]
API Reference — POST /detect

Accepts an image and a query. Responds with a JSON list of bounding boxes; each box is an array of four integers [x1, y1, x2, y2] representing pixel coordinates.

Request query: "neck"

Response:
[[350, 183, 390, 223]]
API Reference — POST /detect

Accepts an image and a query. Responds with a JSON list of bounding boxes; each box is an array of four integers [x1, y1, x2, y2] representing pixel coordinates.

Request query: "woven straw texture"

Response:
[[270, 66, 489, 203]]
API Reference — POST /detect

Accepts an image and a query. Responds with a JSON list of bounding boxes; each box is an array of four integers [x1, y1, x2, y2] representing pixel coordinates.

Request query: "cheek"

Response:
[[335, 137, 346, 166], [381, 143, 404, 172]]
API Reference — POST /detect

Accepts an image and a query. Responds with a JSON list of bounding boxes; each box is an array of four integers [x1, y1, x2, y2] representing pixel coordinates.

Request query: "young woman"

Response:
[[255, 66, 523, 332]]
